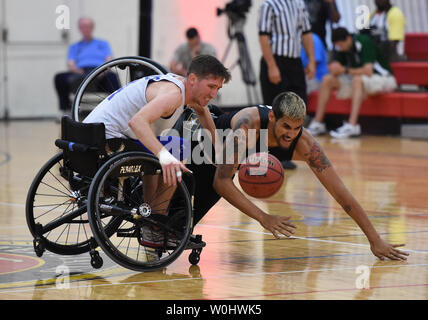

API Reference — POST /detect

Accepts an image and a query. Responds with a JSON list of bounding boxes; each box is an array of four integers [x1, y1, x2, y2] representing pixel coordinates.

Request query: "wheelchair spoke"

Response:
[[150, 198, 173, 211], [35, 193, 71, 198], [34, 199, 73, 220], [41, 204, 87, 234], [80, 211, 90, 242], [39, 181, 71, 198], [47, 166, 73, 194], [54, 223, 71, 244], [125, 233, 132, 256], [146, 183, 174, 205]]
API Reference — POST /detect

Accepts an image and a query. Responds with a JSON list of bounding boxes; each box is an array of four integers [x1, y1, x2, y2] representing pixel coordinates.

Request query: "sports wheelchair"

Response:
[[26, 57, 205, 272]]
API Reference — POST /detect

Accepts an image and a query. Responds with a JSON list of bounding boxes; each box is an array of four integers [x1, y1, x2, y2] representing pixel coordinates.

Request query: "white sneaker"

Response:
[[306, 120, 326, 136], [329, 122, 361, 139]]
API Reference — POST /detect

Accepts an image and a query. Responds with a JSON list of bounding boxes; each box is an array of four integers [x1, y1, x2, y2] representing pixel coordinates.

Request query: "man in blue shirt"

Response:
[[54, 17, 119, 117], [301, 33, 329, 94]]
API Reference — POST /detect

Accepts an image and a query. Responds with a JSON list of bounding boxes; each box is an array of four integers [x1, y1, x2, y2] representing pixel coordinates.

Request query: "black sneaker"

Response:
[[185, 235, 206, 249], [139, 225, 180, 248]]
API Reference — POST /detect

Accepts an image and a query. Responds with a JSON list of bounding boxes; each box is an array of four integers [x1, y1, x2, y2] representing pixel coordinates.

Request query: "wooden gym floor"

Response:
[[1, 120, 428, 300]]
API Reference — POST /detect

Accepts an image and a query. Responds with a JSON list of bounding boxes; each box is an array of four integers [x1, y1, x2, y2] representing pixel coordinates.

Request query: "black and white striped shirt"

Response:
[[258, 0, 312, 58]]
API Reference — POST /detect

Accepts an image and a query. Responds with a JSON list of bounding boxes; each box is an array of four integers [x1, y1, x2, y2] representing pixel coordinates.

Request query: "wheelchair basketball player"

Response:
[[83, 54, 230, 247]]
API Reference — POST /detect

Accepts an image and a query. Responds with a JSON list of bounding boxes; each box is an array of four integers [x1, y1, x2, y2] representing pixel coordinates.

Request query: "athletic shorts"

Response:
[[336, 74, 397, 99]]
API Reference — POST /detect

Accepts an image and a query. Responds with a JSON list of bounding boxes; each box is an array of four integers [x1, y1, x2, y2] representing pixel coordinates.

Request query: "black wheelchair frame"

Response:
[[26, 57, 205, 272]]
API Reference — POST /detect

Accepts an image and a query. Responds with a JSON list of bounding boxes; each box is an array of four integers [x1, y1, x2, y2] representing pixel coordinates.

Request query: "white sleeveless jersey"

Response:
[[83, 73, 186, 139]]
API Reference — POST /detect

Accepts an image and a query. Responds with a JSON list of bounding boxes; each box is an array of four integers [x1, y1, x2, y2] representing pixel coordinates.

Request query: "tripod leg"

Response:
[[221, 40, 234, 64], [246, 84, 253, 105]]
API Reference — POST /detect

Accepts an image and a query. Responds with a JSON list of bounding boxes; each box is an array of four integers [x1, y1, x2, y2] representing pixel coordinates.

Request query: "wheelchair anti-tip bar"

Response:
[[55, 139, 99, 153]]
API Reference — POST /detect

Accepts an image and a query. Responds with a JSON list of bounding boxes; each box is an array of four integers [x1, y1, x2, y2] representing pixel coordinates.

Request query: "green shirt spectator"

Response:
[[334, 34, 392, 76]]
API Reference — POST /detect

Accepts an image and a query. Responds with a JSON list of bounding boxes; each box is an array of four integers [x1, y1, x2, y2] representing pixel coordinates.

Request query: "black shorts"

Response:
[[259, 56, 307, 105]]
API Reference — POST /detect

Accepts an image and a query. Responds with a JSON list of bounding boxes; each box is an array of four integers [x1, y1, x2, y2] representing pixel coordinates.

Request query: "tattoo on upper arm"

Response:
[[233, 115, 250, 131], [304, 141, 332, 173]]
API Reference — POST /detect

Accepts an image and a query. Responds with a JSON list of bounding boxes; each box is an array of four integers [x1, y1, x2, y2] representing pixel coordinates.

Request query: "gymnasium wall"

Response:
[[0, 0, 139, 119], [0, 0, 427, 119]]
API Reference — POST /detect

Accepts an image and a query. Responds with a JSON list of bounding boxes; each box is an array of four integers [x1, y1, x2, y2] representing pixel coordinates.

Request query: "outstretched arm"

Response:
[[294, 131, 409, 260]]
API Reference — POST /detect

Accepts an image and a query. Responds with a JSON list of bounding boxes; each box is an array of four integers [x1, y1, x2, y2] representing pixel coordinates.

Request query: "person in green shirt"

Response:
[[306, 27, 397, 139]]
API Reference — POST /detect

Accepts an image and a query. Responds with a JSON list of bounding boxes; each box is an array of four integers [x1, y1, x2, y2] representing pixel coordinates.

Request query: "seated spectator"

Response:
[[170, 27, 217, 76], [54, 17, 119, 119], [301, 33, 329, 94], [306, 27, 397, 139], [367, 0, 406, 61]]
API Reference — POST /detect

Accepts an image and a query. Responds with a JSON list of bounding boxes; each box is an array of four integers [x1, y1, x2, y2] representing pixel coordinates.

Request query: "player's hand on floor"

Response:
[[261, 214, 297, 239], [370, 238, 409, 261]]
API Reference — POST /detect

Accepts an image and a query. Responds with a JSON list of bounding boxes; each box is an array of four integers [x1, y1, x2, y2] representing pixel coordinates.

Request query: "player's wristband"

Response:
[[157, 147, 179, 166]]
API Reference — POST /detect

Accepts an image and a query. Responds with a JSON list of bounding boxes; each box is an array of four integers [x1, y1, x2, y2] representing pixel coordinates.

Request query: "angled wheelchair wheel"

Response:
[[87, 152, 193, 272], [26, 152, 122, 256], [26, 152, 94, 255], [72, 56, 168, 122]]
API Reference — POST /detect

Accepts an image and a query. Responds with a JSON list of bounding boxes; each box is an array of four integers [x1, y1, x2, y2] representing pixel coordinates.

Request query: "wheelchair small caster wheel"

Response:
[[90, 250, 103, 269], [189, 249, 201, 265], [33, 238, 45, 257]]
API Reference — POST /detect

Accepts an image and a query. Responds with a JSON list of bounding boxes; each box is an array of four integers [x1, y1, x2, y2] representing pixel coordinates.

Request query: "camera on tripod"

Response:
[[217, 0, 252, 22], [217, 0, 258, 103]]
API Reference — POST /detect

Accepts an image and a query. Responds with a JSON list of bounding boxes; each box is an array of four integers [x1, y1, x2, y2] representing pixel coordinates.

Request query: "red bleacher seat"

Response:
[[307, 91, 428, 119], [391, 61, 428, 86], [405, 33, 428, 60]]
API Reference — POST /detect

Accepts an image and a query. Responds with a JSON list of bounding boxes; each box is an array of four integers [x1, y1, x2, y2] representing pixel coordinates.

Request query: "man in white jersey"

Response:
[[84, 55, 231, 186]]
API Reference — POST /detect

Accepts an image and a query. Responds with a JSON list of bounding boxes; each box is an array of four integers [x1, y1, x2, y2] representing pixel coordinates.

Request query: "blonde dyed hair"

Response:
[[272, 92, 306, 121]]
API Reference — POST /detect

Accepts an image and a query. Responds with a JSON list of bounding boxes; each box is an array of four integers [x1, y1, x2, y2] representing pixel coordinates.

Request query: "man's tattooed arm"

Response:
[[303, 140, 332, 173]]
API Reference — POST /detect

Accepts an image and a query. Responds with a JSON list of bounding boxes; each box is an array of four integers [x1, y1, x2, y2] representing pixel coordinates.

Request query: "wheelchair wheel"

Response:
[[72, 56, 168, 122], [87, 152, 193, 272], [26, 152, 122, 256]]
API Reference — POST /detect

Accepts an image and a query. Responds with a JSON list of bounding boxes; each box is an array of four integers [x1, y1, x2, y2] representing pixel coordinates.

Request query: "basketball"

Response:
[[238, 153, 284, 198]]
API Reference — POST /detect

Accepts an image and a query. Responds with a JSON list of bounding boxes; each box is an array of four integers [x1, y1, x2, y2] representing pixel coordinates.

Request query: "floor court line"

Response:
[[1, 262, 427, 296], [198, 224, 428, 255], [210, 282, 428, 300], [260, 199, 428, 218], [208, 229, 428, 244], [0, 202, 25, 208]]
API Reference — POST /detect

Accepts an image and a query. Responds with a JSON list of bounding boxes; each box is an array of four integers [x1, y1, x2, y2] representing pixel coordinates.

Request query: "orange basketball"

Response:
[[238, 152, 284, 198]]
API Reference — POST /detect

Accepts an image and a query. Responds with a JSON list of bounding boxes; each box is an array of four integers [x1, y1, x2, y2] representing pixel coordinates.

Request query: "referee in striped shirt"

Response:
[[258, 0, 315, 105]]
